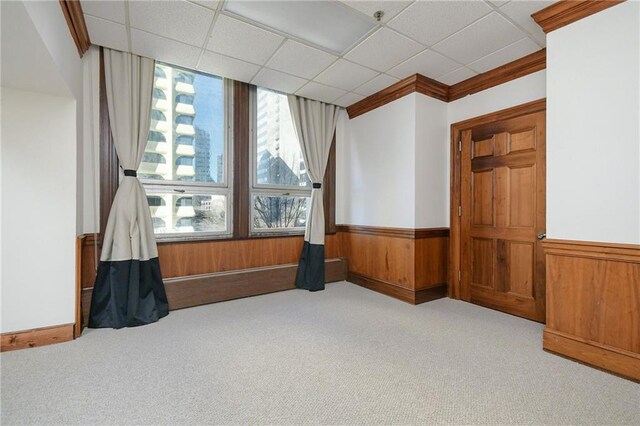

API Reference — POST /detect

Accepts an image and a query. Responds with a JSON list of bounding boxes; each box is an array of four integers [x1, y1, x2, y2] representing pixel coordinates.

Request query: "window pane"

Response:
[[256, 88, 310, 188], [143, 63, 226, 184], [147, 193, 227, 234], [252, 195, 308, 230]]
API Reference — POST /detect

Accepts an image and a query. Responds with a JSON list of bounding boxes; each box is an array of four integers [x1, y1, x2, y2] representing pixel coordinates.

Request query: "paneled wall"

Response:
[[543, 240, 640, 380], [339, 226, 448, 304], [79, 234, 346, 325]]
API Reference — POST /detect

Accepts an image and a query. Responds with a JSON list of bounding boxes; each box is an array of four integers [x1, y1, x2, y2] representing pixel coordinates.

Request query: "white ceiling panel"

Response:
[[388, 0, 492, 46], [344, 28, 424, 72], [84, 15, 128, 52], [198, 50, 261, 82], [499, 1, 550, 45], [223, 0, 376, 54], [266, 40, 337, 79], [354, 73, 399, 97], [207, 15, 284, 65], [340, 1, 412, 23], [437, 67, 477, 85], [334, 92, 366, 108], [129, 0, 214, 47], [251, 68, 307, 94], [296, 81, 347, 104], [130, 29, 202, 69], [314, 59, 378, 91], [499, 1, 552, 34], [388, 49, 461, 80], [468, 37, 540, 73], [80, 0, 125, 24], [189, 0, 221, 11], [488, 0, 510, 7], [432, 12, 525, 64]]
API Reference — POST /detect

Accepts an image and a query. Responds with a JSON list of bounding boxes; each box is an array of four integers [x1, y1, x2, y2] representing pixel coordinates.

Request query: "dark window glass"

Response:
[[143, 152, 166, 164], [176, 135, 194, 146], [154, 68, 166, 78], [175, 156, 194, 166], [175, 72, 194, 84], [151, 110, 166, 121], [176, 197, 192, 207], [175, 94, 194, 104], [153, 88, 166, 100], [176, 115, 194, 125], [148, 131, 166, 142], [147, 196, 165, 207]]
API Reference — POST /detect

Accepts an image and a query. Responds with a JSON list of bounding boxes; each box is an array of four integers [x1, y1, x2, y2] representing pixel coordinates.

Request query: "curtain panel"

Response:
[[89, 49, 169, 329], [287, 95, 340, 291]]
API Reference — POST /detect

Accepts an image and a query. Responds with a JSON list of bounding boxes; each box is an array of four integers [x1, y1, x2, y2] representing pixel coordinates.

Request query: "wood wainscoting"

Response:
[[338, 225, 449, 304], [79, 234, 347, 327], [1, 324, 74, 352], [542, 239, 640, 381]]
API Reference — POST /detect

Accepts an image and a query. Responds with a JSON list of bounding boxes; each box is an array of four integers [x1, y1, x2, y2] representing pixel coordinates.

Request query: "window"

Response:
[[140, 62, 231, 239], [251, 87, 310, 234]]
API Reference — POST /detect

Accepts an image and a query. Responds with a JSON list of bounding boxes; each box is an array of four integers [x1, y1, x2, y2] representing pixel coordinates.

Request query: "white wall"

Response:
[[1, 88, 77, 332], [336, 94, 417, 228], [547, 1, 640, 244], [0, 0, 83, 332], [415, 94, 448, 227]]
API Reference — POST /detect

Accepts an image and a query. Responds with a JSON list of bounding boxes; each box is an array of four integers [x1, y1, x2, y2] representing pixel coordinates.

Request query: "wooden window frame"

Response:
[[99, 52, 336, 243]]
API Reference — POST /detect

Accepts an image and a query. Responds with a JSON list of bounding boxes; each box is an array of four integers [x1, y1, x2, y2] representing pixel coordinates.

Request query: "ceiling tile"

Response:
[[354, 74, 399, 97], [387, 1, 491, 46], [295, 81, 347, 104], [266, 40, 337, 79], [130, 28, 202, 69], [189, 0, 220, 11], [129, 0, 214, 47], [438, 67, 477, 86], [80, 0, 125, 24], [334, 92, 365, 108], [340, 1, 412, 23], [251, 68, 307, 94], [314, 59, 378, 91], [499, 1, 552, 35], [198, 50, 261, 82], [431, 12, 525, 64], [84, 15, 128, 51], [488, 0, 510, 7], [223, 0, 375, 54], [388, 49, 461, 80], [344, 28, 424, 72], [467, 38, 540, 73], [207, 14, 284, 65]]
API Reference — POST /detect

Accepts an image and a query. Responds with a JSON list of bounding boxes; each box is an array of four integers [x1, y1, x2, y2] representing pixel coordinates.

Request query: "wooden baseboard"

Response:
[[543, 328, 640, 382], [1, 323, 74, 352], [82, 258, 348, 323], [347, 272, 446, 305]]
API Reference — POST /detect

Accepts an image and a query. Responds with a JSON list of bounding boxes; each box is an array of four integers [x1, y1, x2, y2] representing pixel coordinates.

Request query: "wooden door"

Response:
[[460, 111, 546, 322]]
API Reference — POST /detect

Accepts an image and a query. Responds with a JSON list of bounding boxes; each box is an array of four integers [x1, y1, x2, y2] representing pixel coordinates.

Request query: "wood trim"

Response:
[[346, 74, 448, 119], [346, 50, 546, 117], [75, 236, 83, 338], [1, 324, 74, 352], [323, 134, 337, 234], [59, 0, 90, 57], [233, 81, 251, 238], [82, 258, 348, 323], [347, 272, 446, 305], [448, 49, 546, 101], [449, 99, 547, 299], [337, 224, 449, 239], [99, 48, 118, 247], [544, 329, 640, 382], [532, 0, 625, 34], [542, 238, 640, 262]]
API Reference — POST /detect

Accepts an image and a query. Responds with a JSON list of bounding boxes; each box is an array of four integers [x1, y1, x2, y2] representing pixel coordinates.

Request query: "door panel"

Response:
[[460, 110, 546, 322]]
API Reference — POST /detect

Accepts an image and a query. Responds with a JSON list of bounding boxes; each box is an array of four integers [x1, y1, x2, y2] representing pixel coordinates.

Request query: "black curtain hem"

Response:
[[295, 241, 325, 292]]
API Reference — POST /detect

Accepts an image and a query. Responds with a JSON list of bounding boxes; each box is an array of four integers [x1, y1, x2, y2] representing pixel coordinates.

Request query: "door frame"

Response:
[[449, 98, 546, 300]]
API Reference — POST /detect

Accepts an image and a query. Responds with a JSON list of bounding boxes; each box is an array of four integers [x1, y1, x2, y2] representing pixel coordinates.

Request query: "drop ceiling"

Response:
[[81, 0, 550, 107]]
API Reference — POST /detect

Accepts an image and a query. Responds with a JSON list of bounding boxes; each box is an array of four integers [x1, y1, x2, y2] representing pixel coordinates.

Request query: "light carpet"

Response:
[[1, 281, 638, 425]]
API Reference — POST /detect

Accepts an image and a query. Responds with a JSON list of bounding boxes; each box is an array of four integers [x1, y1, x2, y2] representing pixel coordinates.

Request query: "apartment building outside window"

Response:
[[139, 63, 231, 239]]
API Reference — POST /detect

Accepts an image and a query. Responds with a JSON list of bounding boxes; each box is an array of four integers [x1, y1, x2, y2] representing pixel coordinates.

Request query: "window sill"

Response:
[[155, 231, 337, 245]]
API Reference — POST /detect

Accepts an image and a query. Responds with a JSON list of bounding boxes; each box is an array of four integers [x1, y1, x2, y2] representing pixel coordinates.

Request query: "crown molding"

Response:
[[346, 49, 546, 118], [59, 0, 91, 57], [448, 49, 546, 101], [532, 0, 625, 34]]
